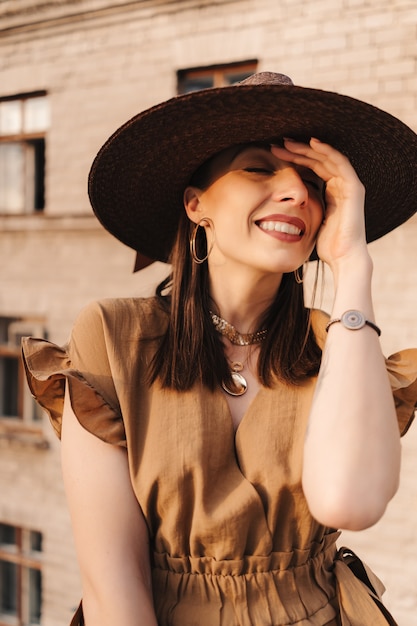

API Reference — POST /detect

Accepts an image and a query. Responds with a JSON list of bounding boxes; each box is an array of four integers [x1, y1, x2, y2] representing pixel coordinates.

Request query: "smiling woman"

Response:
[[184, 144, 324, 273], [22, 72, 417, 626]]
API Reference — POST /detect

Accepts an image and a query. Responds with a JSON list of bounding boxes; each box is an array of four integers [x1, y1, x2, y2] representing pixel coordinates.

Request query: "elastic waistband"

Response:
[[152, 531, 340, 577]]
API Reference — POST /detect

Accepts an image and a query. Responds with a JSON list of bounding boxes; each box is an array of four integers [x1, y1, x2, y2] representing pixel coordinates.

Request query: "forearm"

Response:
[[302, 253, 401, 530], [82, 575, 158, 626]]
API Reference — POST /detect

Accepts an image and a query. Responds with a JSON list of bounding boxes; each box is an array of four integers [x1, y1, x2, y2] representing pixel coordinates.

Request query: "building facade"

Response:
[[0, 1, 416, 624]]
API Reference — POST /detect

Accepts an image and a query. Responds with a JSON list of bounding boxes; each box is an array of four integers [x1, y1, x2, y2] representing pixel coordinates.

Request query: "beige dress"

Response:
[[22, 297, 417, 626]]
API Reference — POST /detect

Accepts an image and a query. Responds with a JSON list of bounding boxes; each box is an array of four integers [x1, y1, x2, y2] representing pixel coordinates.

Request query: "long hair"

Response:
[[149, 210, 322, 391]]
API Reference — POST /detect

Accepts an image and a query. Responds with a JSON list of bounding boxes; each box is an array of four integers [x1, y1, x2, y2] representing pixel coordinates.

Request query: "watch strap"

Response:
[[325, 310, 381, 337]]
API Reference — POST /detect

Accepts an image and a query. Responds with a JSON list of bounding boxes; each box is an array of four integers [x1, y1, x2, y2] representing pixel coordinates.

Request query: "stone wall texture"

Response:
[[0, 1, 416, 624]]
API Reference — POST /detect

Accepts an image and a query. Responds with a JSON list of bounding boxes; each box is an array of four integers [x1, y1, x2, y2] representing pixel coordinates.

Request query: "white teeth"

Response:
[[258, 221, 302, 235]]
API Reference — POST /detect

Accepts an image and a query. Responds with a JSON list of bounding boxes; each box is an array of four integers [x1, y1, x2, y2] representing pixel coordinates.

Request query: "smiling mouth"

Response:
[[257, 220, 303, 236]]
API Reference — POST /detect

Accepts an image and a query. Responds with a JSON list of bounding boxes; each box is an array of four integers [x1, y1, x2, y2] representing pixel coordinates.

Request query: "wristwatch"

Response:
[[325, 309, 381, 336]]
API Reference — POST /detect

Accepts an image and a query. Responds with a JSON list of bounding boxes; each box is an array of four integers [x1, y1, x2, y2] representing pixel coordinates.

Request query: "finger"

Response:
[[273, 141, 334, 170], [309, 138, 353, 168], [271, 144, 338, 182], [274, 139, 355, 182], [271, 141, 318, 159], [270, 145, 324, 171], [280, 138, 353, 171]]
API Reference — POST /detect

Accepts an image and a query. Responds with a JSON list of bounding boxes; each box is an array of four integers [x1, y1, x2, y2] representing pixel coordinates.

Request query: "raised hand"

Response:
[[271, 139, 368, 270]]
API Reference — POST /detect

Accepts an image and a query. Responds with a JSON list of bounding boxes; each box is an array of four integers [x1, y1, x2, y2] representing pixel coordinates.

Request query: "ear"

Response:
[[183, 186, 203, 224]]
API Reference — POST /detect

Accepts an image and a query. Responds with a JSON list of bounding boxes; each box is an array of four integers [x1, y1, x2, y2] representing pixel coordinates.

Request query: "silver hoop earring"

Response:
[[190, 218, 215, 264]]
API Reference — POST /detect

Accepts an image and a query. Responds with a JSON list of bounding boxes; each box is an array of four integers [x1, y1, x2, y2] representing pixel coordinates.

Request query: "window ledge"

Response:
[[0, 420, 49, 450], [0, 213, 99, 233]]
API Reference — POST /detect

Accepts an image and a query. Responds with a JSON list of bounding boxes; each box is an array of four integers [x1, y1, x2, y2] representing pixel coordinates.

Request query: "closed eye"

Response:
[[243, 167, 274, 174]]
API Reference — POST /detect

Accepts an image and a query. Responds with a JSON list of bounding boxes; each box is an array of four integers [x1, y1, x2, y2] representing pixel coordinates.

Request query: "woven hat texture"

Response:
[[88, 72, 417, 268]]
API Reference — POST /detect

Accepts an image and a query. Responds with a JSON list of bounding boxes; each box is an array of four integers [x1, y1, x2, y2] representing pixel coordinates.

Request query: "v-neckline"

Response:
[[217, 382, 265, 436]]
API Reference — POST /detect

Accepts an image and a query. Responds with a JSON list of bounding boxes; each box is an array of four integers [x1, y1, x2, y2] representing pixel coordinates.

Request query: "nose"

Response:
[[271, 168, 309, 208]]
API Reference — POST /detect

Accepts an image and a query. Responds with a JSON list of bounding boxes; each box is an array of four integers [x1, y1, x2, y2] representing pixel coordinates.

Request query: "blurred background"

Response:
[[0, 1, 416, 624]]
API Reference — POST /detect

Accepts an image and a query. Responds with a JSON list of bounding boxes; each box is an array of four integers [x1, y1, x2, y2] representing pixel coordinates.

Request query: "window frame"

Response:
[[0, 91, 48, 215], [177, 60, 258, 94], [0, 524, 43, 626], [0, 318, 45, 426]]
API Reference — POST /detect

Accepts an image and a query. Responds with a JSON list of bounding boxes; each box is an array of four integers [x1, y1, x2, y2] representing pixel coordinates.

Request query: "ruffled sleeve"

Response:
[[21, 300, 126, 447], [386, 349, 417, 436]]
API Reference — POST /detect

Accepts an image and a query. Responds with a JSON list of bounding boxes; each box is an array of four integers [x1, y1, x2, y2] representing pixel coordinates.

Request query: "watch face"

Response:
[[341, 310, 366, 330]]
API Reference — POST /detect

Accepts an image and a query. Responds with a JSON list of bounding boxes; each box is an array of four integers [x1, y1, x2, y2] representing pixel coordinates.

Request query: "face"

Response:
[[184, 144, 325, 276]]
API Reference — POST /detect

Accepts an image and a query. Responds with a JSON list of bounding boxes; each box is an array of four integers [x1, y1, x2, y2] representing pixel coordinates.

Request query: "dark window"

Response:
[[0, 524, 42, 625], [0, 94, 49, 214], [177, 61, 258, 94], [0, 318, 44, 422]]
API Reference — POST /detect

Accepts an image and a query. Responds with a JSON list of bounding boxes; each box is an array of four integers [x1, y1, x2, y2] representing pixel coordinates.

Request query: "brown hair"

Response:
[[150, 210, 322, 391]]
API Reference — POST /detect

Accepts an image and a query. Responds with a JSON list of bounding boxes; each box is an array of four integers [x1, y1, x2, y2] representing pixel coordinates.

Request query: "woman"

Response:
[[23, 72, 417, 625]]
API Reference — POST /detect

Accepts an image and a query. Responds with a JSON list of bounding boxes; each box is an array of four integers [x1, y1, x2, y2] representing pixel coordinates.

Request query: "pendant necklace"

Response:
[[209, 311, 267, 396], [222, 360, 248, 396]]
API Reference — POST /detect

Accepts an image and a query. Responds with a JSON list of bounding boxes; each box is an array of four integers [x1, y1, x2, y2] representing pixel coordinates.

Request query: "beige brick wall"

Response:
[[0, 1, 416, 623]]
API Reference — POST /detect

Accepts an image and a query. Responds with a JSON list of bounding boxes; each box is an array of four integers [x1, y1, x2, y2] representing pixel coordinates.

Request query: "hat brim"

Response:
[[88, 84, 417, 266]]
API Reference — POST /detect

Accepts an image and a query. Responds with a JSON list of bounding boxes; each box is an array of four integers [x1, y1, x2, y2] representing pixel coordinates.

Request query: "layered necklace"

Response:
[[209, 311, 267, 396], [209, 312, 267, 346]]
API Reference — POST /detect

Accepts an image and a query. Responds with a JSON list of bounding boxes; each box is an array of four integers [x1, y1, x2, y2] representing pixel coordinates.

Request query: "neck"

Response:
[[208, 264, 283, 333]]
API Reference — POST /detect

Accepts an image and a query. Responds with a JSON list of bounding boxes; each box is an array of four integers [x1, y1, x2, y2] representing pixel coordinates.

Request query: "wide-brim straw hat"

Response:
[[88, 72, 417, 270]]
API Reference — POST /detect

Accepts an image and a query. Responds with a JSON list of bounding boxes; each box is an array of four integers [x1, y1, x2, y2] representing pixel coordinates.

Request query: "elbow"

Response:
[[302, 436, 402, 531], [304, 477, 400, 531], [307, 496, 388, 531]]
